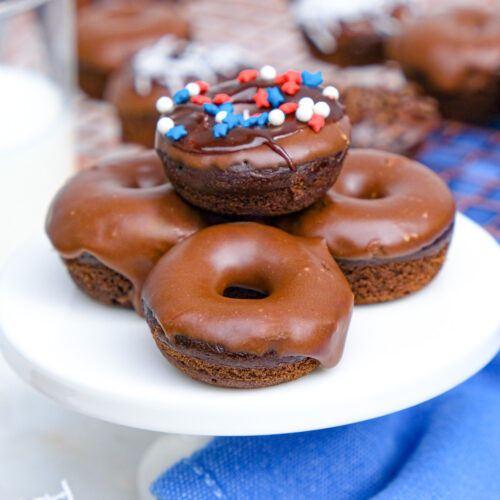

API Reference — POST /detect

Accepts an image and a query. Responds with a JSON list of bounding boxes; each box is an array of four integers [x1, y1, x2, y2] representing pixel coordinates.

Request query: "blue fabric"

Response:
[[152, 123, 500, 499], [152, 355, 500, 499]]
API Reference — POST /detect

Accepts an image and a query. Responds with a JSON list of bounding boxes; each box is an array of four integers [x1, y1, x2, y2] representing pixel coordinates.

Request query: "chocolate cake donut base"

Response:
[[64, 254, 133, 309], [338, 243, 449, 305], [158, 150, 347, 216], [78, 63, 109, 100], [145, 309, 320, 388]]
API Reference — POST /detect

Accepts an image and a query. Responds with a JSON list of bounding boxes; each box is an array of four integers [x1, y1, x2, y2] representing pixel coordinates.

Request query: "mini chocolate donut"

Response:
[[155, 68, 351, 216], [330, 64, 440, 156], [142, 223, 353, 388], [77, 1, 190, 99], [278, 149, 455, 304], [387, 7, 500, 123], [105, 36, 255, 148], [293, 0, 409, 66], [46, 150, 206, 313]]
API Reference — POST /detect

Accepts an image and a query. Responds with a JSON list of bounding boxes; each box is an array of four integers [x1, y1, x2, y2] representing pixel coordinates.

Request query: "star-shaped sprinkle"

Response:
[[203, 103, 219, 115], [222, 113, 241, 129], [279, 102, 298, 114], [253, 88, 270, 108], [257, 112, 269, 126], [237, 69, 258, 82], [166, 125, 187, 140], [213, 123, 229, 138], [219, 102, 234, 113], [213, 93, 232, 104], [281, 80, 300, 95], [173, 88, 190, 104], [308, 113, 325, 132], [267, 87, 285, 108], [191, 95, 211, 105], [195, 80, 210, 93], [302, 71, 323, 87]]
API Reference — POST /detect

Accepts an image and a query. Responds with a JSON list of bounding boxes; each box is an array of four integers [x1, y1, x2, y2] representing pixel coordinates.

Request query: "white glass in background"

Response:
[[0, 0, 75, 264]]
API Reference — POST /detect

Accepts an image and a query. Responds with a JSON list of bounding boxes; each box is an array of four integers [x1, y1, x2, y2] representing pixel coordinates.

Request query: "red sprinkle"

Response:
[[238, 69, 258, 82], [279, 102, 299, 114], [213, 93, 232, 104], [283, 70, 302, 83], [253, 88, 270, 108], [190, 95, 212, 105], [195, 80, 209, 93], [308, 113, 325, 133], [281, 81, 300, 95], [274, 73, 287, 84]]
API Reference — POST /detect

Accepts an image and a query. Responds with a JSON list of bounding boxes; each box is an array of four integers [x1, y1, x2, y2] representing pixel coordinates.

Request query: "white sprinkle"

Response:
[[322, 85, 340, 100], [268, 108, 285, 126], [157, 116, 174, 134], [298, 97, 314, 109], [155, 96, 174, 114], [259, 65, 277, 81], [313, 101, 330, 118], [185, 82, 201, 97], [243, 108, 250, 120], [215, 111, 228, 123], [295, 105, 313, 122]]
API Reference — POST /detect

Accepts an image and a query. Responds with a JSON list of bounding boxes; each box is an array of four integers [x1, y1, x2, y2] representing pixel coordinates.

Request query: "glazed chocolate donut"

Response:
[[387, 7, 500, 123], [77, 1, 190, 98], [329, 64, 440, 156], [46, 150, 206, 313], [105, 36, 255, 148], [278, 149, 455, 304], [293, 0, 408, 66], [142, 223, 353, 388], [155, 68, 351, 216]]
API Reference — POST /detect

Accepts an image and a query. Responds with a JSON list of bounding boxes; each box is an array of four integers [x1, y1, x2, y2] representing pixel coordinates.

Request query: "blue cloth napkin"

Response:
[[152, 354, 500, 499], [152, 123, 500, 499]]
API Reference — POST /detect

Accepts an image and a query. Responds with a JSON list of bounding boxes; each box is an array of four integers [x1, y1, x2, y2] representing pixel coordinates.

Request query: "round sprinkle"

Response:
[[322, 85, 340, 100], [298, 97, 314, 109], [259, 65, 277, 81], [215, 111, 228, 123], [185, 82, 201, 97], [295, 105, 313, 122], [268, 108, 285, 126], [313, 101, 330, 118], [155, 96, 174, 114], [156, 116, 174, 134]]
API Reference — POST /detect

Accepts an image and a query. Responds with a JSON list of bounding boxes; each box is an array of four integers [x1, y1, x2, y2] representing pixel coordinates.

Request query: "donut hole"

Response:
[[340, 176, 388, 200], [222, 285, 269, 300]]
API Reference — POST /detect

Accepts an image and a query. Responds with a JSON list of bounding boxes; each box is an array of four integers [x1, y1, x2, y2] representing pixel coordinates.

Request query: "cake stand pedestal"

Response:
[[1, 213, 499, 497]]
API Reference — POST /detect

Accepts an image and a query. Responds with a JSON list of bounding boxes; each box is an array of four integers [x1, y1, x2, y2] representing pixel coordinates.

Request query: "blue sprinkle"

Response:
[[242, 116, 260, 127], [267, 87, 284, 108], [257, 112, 269, 126], [213, 123, 229, 138], [301, 71, 323, 87], [166, 125, 187, 141], [203, 103, 219, 115], [222, 113, 241, 129], [219, 102, 234, 113], [173, 88, 190, 104]]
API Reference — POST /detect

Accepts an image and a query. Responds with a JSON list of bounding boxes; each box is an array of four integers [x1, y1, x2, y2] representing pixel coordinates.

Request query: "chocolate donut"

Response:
[[387, 7, 500, 123], [155, 68, 351, 216], [77, 1, 190, 99], [330, 64, 440, 156], [105, 36, 255, 148], [142, 223, 353, 388], [278, 149, 455, 304], [293, 0, 408, 66], [46, 150, 206, 313]]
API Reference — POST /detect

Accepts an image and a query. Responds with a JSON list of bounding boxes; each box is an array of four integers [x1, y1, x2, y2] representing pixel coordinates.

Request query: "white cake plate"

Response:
[[0, 213, 499, 439]]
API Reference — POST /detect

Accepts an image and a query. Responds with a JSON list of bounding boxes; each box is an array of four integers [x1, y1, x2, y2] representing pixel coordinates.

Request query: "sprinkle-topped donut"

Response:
[[46, 150, 206, 313], [278, 149, 455, 303], [155, 68, 351, 216], [142, 223, 354, 388]]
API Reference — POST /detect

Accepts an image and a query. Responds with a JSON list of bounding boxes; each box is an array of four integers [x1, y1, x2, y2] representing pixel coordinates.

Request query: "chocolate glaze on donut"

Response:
[[156, 79, 350, 171], [46, 150, 205, 312], [142, 223, 353, 386], [279, 149, 455, 260]]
